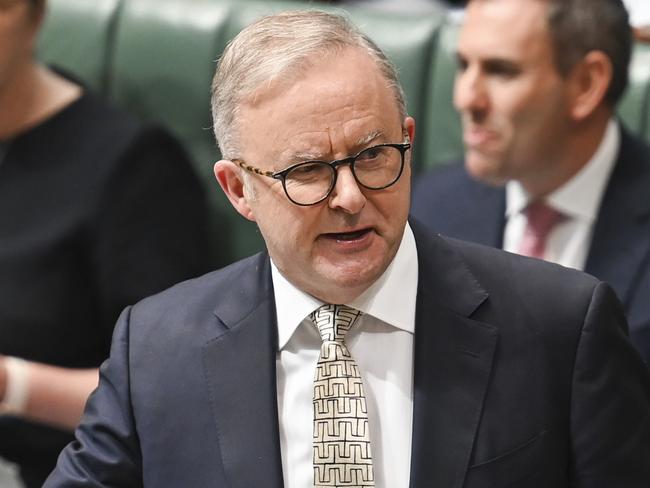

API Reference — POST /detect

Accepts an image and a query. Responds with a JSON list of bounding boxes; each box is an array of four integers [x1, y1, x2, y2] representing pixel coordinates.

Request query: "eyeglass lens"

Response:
[[283, 145, 404, 205]]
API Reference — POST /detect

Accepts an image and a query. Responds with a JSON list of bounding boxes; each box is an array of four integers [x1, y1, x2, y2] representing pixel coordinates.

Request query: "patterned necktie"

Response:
[[310, 304, 374, 488], [518, 200, 566, 259]]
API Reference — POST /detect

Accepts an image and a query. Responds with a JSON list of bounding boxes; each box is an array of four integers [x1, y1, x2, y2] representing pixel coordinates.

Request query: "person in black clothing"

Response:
[[0, 0, 212, 486]]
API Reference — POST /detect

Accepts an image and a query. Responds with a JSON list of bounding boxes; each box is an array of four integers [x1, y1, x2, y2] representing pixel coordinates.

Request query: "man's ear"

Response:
[[567, 50, 613, 121], [213, 160, 256, 222], [403, 116, 416, 144]]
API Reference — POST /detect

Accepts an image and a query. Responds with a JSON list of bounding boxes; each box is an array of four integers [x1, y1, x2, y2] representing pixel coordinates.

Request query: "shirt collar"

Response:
[[506, 118, 620, 222], [272, 223, 419, 350]]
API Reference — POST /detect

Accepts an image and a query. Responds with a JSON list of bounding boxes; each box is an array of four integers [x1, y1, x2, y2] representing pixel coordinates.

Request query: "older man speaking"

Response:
[[46, 9, 649, 488]]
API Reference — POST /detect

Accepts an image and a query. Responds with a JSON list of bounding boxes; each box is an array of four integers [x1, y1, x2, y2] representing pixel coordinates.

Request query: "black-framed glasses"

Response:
[[234, 140, 411, 206]]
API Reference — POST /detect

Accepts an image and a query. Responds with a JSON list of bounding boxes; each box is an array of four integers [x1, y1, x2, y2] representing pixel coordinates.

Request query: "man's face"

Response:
[[226, 47, 414, 304], [454, 0, 573, 190]]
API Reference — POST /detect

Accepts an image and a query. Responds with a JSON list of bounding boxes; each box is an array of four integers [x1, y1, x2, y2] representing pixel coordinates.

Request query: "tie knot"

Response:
[[519, 200, 566, 259], [310, 304, 362, 343], [524, 200, 566, 237]]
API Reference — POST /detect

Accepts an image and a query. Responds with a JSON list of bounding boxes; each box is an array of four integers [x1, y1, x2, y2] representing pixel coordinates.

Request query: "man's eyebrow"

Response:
[[455, 49, 522, 75], [284, 131, 386, 164], [482, 58, 522, 74], [356, 130, 384, 147], [290, 150, 324, 162]]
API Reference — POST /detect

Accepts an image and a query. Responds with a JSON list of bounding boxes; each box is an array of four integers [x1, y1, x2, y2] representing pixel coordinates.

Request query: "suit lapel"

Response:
[[585, 129, 650, 308], [202, 254, 284, 488], [409, 222, 498, 488]]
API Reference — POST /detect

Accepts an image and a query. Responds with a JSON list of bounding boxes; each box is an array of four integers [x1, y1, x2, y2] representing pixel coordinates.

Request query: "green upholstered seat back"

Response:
[[37, 0, 123, 91], [619, 43, 650, 136], [420, 19, 463, 169], [108, 0, 236, 262]]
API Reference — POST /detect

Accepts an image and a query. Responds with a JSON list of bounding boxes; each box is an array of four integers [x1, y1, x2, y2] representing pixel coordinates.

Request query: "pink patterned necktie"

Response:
[[518, 200, 566, 259], [310, 304, 374, 488]]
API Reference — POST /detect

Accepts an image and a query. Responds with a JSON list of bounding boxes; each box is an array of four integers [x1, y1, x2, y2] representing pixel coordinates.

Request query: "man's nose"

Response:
[[454, 67, 489, 117], [328, 165, 366, 214]]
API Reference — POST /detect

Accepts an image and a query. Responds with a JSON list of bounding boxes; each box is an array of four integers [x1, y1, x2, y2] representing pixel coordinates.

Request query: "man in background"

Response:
[[412, 0, 650, 363]]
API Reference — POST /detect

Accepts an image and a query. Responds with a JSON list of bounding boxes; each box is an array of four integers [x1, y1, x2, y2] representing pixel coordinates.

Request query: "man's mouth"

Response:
[[324, 228, 372, 241], [464, 127, 499, 148]]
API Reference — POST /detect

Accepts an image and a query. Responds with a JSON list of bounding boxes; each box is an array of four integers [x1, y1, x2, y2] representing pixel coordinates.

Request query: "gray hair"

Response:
[[545, 0, 631, 106], [211, 9, 406, 160]]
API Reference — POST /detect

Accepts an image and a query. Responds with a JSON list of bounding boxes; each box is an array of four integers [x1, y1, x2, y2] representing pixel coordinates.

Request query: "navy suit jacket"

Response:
[[46, 222, 650, 487], [412, 129, 650, 364]]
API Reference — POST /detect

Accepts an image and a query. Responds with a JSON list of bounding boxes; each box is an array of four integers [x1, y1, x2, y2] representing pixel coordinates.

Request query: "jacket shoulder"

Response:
[[126, 253, 269, 338], [445, 235, 600, 301]]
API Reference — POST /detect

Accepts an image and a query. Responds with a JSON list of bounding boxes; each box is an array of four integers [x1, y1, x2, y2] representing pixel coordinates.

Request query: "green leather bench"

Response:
[[37, 0, 650, 263]]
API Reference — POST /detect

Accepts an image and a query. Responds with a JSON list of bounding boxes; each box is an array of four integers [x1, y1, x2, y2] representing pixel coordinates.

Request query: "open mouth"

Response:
[[325, 228, 372, 241]]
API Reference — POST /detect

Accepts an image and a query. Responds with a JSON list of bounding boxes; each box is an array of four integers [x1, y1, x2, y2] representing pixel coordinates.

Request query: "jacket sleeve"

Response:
[[570, 281, 650, 486], [44, 307, 143, 487]]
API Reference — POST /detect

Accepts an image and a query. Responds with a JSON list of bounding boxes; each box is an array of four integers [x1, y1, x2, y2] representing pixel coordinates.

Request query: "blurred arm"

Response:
[[0, 355, 98, 430]]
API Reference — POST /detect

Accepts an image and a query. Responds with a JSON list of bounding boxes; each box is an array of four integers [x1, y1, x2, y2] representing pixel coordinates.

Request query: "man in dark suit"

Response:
[[46, 9, 650, 488], [412, 0, 650, 364]]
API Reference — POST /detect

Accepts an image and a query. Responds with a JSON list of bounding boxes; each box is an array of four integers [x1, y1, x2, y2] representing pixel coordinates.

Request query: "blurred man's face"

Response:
[[231, 47, 415, 304], [454, 0, 573, 190]]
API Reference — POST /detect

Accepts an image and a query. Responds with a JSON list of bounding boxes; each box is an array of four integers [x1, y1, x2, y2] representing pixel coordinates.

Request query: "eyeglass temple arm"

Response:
[[235, 160, 275, 177]]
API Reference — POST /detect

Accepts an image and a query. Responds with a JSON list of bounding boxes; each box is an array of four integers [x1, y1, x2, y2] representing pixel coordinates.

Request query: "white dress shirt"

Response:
[[504, 119, 620, 270], [273, 223, 418, 488]]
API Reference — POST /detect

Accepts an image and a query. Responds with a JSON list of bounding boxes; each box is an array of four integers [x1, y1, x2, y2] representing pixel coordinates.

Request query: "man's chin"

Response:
[[309, 261, 385, 303], [465, 155, 508, 187]]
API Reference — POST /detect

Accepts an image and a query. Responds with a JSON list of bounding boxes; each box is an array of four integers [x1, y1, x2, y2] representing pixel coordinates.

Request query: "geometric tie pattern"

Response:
[[310, 304, 375, 488], [518, 200, 566, 259]]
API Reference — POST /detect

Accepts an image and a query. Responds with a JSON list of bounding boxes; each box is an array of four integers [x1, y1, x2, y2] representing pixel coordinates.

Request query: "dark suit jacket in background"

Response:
[[45, 221, 650, 487], [411, 129, 650, 364]]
